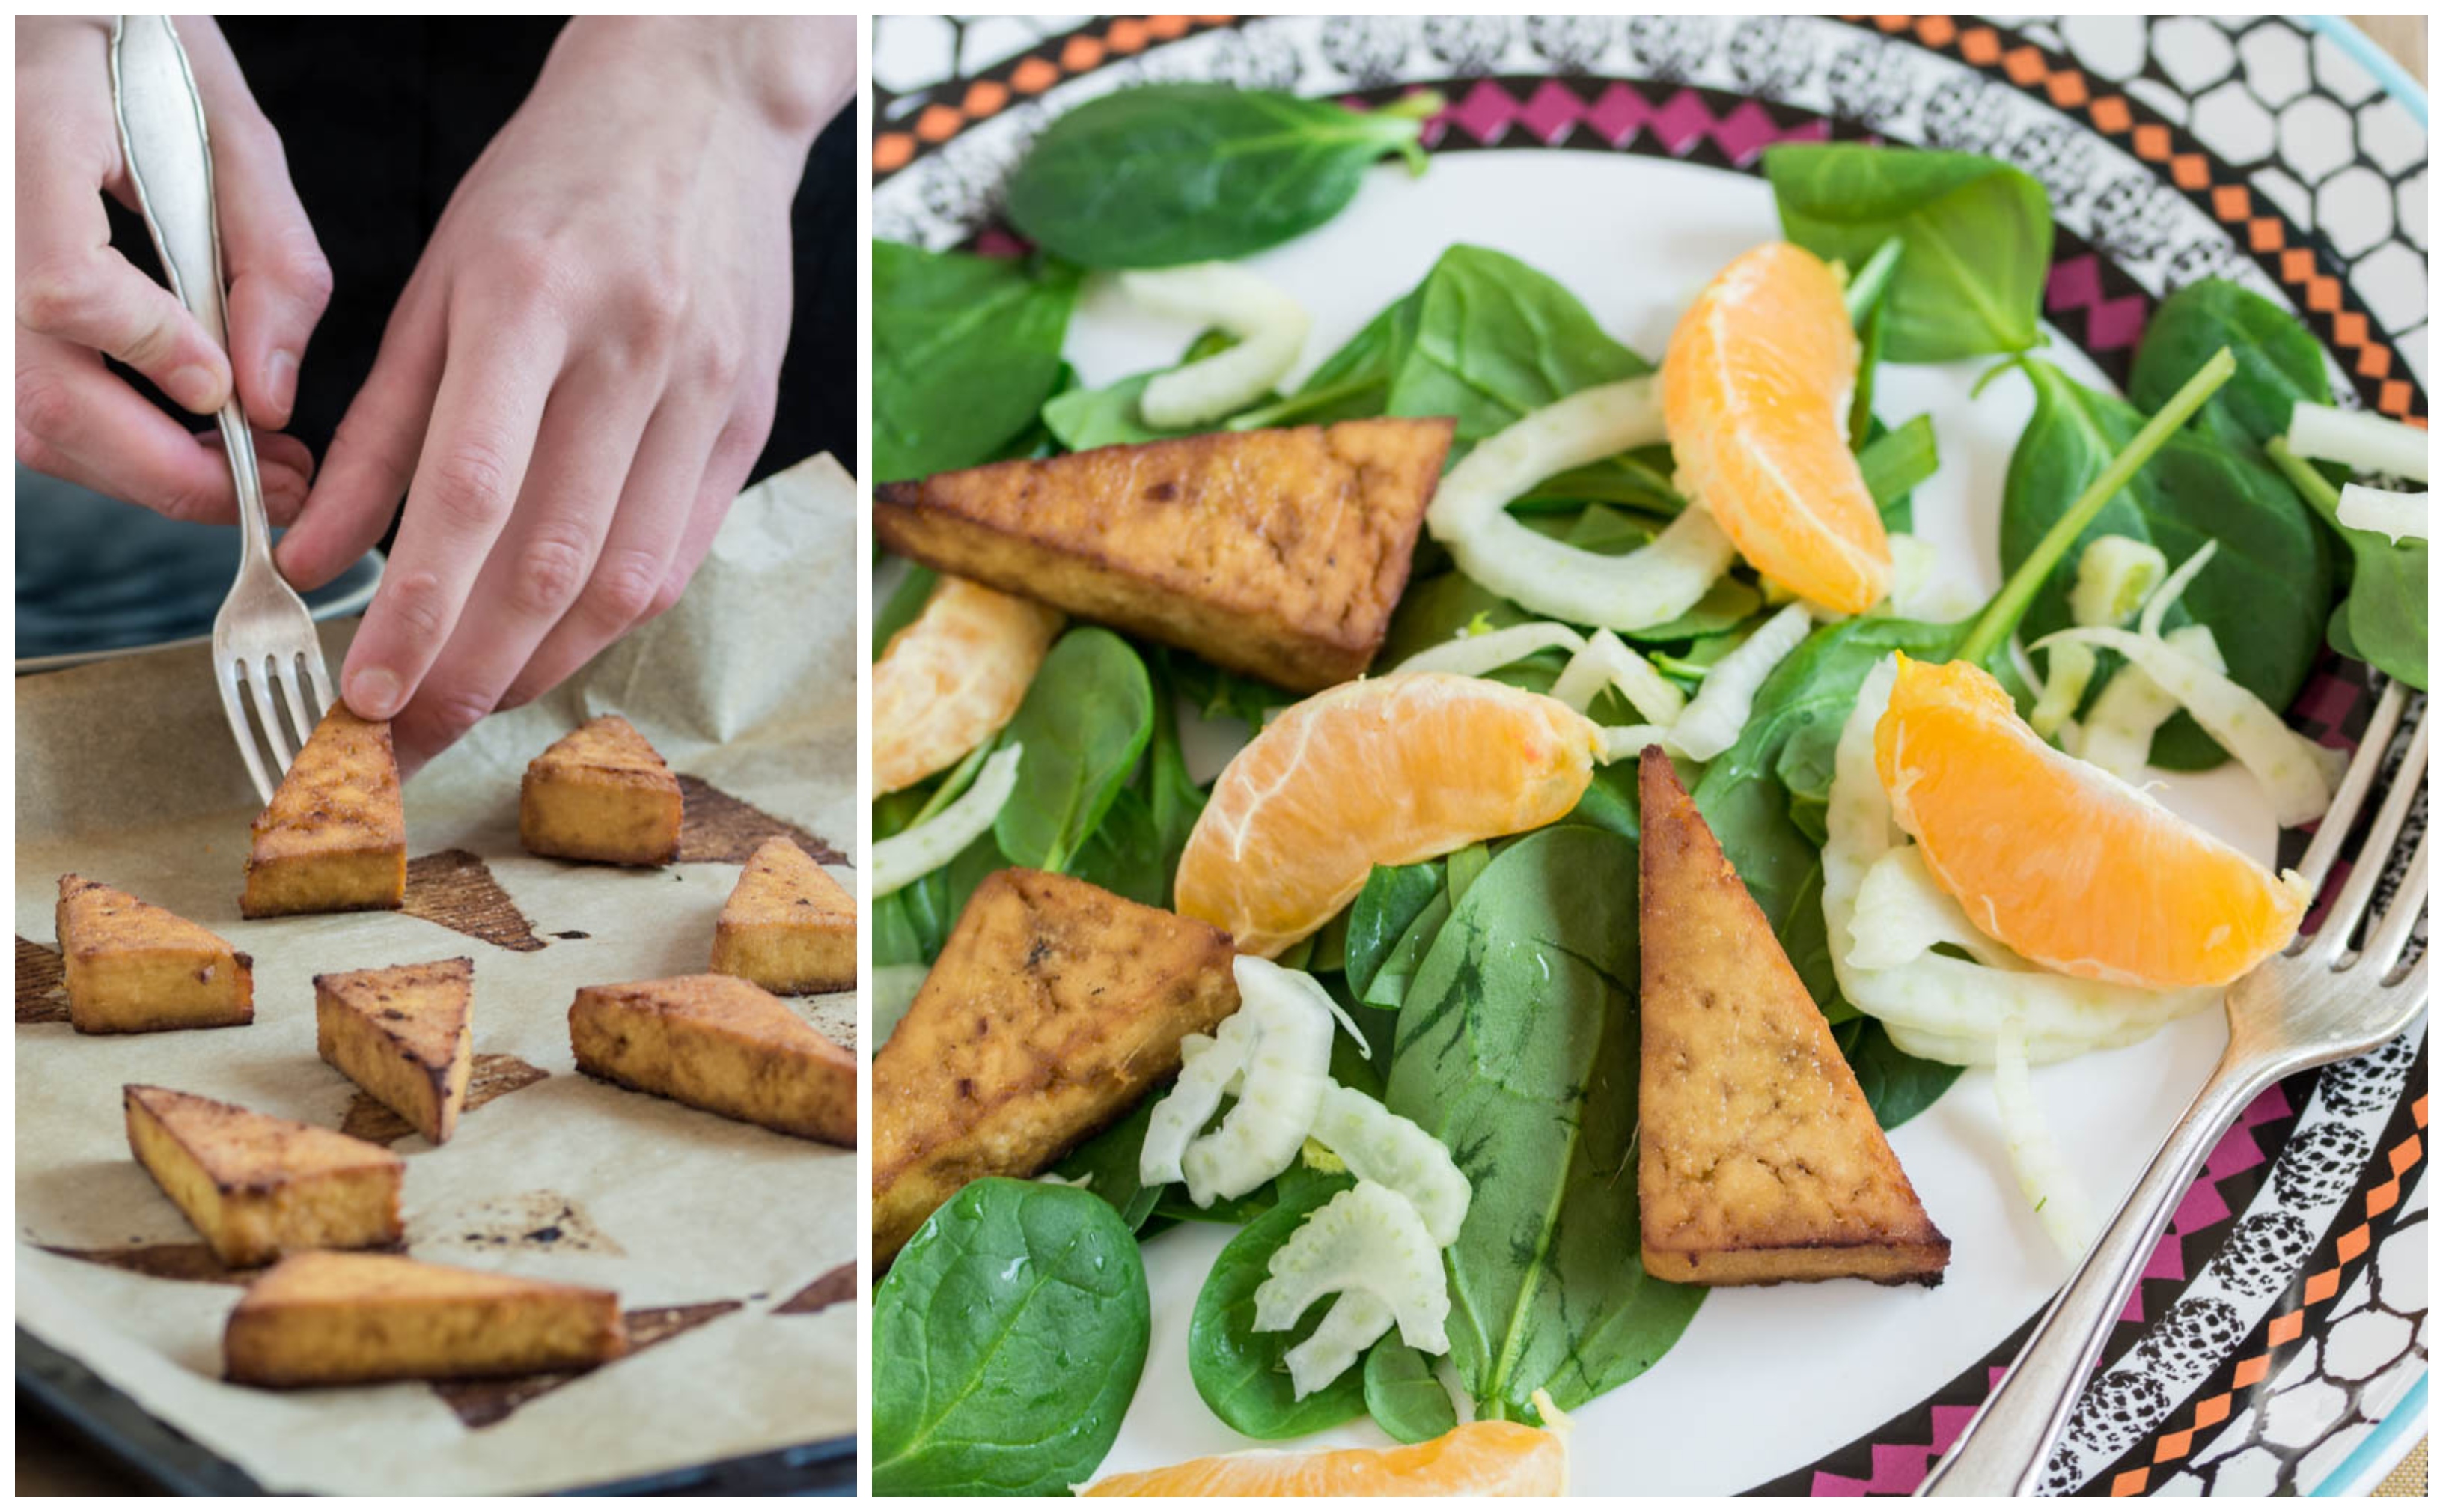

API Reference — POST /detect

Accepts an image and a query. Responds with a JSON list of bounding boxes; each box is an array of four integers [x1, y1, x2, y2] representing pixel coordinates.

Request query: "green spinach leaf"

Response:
[[1364, 1337, 1460, 1444], [1186, 1167, 1370, 1439], [2269, 440, 2429, 689], [873, 242, 1077, 480], [1764, 144, 2052, 362], [1858, 413, 1940, 531], [873, 1178, 1150, 1496], [1005, 86, 1433, 268], [1385, 246, 1652, 451], [1840, 1018, 1966, 1130], [995, 628, 1157, 872], [1344, 862, 1448, 1004], [1387, 826, 1704, 1419], [1049, 1094, 1167, 1232], [2129, 278, 2336, 456]]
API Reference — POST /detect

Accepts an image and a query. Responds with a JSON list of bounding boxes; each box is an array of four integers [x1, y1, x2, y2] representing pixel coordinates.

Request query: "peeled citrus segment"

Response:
[[1662, 241, 1890, 615], [873, 574, 1064, 795], [1080, 1415, 1567, 1496], [1874, 655, 2306, 989], [1174, 672, 1601, 957]]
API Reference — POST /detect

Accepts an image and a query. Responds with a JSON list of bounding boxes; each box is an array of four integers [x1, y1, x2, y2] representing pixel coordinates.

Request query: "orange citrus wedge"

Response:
[[1081, 1415, 1567, 1496], [1173, 672, 1601, 957], [1661, 241, 1890, 615], [873, 574, 1064, 796], [1875, 655, 2307, 989]]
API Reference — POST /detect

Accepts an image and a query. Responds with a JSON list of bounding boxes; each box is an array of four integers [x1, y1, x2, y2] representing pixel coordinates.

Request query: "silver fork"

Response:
[[109, 15, 333, 804], [1921, 679, 2428, 1496]]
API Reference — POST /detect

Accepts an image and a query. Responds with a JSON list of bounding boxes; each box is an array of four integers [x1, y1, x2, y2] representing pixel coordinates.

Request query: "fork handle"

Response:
[[108, 16, 272, 561], [1919, 1042, 2287, 1496]]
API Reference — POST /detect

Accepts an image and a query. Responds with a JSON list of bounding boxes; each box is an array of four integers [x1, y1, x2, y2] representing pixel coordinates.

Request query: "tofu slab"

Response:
[[873, 418, 1454, 691], [873, 868, 1239, 1265], [1635, 749, 1950, 1286], [710, 837, 855, 994], [224, 1251, 626, 1387], [569, 973, 854, 1144], [56, 874, 252, 1034], [314, 957, 475, 1145], [241, 706, 406, 918], [123, 1085, 403, 1268], [519, 715, 683, 865]]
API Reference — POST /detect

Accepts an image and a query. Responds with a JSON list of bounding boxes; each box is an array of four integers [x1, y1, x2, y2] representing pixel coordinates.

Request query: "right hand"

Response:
[[14, 16, 330, 523]]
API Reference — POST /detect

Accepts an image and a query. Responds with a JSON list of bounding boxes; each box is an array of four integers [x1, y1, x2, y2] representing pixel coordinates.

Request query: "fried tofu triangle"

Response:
[[570, 974, 855, 1145], [873, 869, 1240, 1266], [315, 957, 475, 1145], [57, 874, 252, 1034], [241, 706, 406, 918], [520, 715, 683, 866], [710, 837, 855, 994], [1636, 748, 1951, 1286], [224, 1252, 625, 1388], [124, 1085, 403, 1267], [873, 417, 1455, 692]]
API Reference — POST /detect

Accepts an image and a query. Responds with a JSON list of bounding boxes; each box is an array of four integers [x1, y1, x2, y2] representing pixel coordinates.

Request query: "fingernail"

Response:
[[349, 667, 403, 720], [165, 364, 225, 413], [266, 350, 297, 415]]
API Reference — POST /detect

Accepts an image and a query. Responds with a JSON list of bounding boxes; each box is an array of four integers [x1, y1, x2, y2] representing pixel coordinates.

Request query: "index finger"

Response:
[[340, 304, 564, 722]]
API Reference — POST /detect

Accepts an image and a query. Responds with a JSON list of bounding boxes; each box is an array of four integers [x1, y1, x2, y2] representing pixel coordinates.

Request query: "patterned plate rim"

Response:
[[870, 13, 2430, 1496]]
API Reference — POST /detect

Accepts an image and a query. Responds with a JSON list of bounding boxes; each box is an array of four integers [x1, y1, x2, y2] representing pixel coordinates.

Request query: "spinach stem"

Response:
[[2264, 436, 2343, 513], [1226, 374, 1380, 431], [908, 738, 995, 828], [1955, 347, 2236, 666], [1841, 237, 1905, 329]]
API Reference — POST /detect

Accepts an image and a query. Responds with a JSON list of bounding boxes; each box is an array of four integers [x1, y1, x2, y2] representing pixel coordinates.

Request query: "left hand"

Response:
[[275, 16, 851, 769]]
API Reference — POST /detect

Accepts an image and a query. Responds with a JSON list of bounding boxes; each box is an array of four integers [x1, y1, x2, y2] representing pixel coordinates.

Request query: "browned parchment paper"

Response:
[[14, 454, 859, 1494]]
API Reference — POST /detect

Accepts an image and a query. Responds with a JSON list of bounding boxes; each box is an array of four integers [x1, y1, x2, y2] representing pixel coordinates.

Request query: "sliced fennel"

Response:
[[1600, 725, 1676, 763], [2034, 627, 2345, 826], [871, 743, 1023, 897], [1845, 845, 2013, 971], [2136, 540, 2215, 641], [1395, 621, 1585, 677], [1281, 1288, 1397, 1403], [1995, 1015, 2097, 1263], [1664, 603, 1813, 761], [1886, 534, 1982, 622], [2285, 400, 2428, 483], [1424, 377, 1736, 630], [1176, 957, 1338, 1207], [1549, 628, 1686, 723], [1253, 1179, 1451, 1391], [2078, 624, 2225, 779], [1140, 1015, 1254, 1187], [1117, 262, 1311, 429], [2029, 642, 2095, 741], [2337, 483, 2428, 543], [2070, 534, 2168, 629], [1308, 1082, 1471, 1246]]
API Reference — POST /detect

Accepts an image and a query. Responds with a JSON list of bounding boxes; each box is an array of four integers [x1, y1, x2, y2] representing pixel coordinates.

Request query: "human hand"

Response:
[[14, 16, 329, 522], [276, 16, 853, 769]]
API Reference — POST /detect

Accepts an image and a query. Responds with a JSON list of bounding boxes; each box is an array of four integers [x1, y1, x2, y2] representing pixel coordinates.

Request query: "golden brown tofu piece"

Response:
[[56, 874, 252, 1034], [873, 868, 1239, 1265], [519, 715, 683, 865], [223, 1251, 626, 1387], [1636, 749, 1950, 1286], [241, 706, 406, 918], [570, 973, 855, 1144], [314, 957, 475, 1145], [873, 418, 1454, 692], [710, 837, 855, 994], [123, 1085, 403, 1268]]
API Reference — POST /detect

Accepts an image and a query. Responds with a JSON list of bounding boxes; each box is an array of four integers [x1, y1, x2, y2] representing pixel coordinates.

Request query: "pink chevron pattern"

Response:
[[2045, 254, 2152, 352], [1813, 1082, 2294, 1495], [1424, 79, 1831, 162]]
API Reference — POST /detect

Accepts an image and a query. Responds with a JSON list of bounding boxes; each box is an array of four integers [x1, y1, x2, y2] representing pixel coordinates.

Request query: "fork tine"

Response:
[[218, 664, 275, 806], [304, 645, 337, 722], [2306, 711, 2426, 967], [2292, 680, 2409, 907], [2360, 831, 2428, 984], [278, 653, 318, 748], [247, 658, 296, 775]]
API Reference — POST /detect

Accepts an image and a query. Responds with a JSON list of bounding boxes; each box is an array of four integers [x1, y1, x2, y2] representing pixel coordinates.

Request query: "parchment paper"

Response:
[[14, 454, 860, 1494]]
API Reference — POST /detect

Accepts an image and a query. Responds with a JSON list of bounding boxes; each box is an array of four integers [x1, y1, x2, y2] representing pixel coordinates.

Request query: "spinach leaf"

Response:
[[1069, 671, 1209, 906], [1364, 1337, 1460, 1444], [1049, 1094, 1167, 1232], [873, 243, 1077, 480], [1360, 890, 1454, 1010], [2129, 278, 2336, 457], [1840, 1018, 1966, 1130], [873, 1178, 1150, 1496], [2269, 440, 2429, 689], [1043, 329, 1242, 451], [995, 628, 1156, 872], [1764, 144, 2052, 362], [1385, 246, 1652, 451], [1160, 645, 1298, 729], [1005, 86, 1433, 269], [1858, 413, 1939, 531], [2000, 360, 2334, 767], [1230, 299, 1405, 431], [1387, 826, 1704, 1420], [1186, 1167, 1370, 1439], [1344, 861, 1447, 1004]]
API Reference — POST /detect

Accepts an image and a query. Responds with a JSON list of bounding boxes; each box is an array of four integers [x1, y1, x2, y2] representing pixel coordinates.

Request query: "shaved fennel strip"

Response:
[[1600, 725, 1676, 763], [1665, 603, 1813, 760], [1995, 1015, 2098, 1262], [1821, 657, 2218, 1067], [1426, 377, 1736, 630], [1395, 621, 1585, 677], [1178, 957, 1337, 1207], [1845, 845, 2016, 971], [2071, 534, 2168, 630], [2030, 642, 2096, 740], [1117, 263, 1311, 429], [1281, 1289, 1397, 1401], [2034, 627, 2344, 826], [1887, 534, 1981, 622], [2078, 624, 2225, 778], [2287, 400, 2428, 483], [1253, 1180, 1451, 1354], [2137, 541, 2216, 641], [1552, 628, 1687, 722], [2337, 483, 2428, 543], [871, 744, 1023, 897], [1140, 1017, 1254, 1187], [1308, 1082, 1471, 1246]]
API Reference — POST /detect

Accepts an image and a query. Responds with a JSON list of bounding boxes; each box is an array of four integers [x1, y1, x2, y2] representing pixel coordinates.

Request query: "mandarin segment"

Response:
[[1874, 655, 2306, 989], [873, 574, 1064, 796], [1662, 241, 1890, 615], [1081, 1416, 1567, 1496], [1171, 672, 1601, 957]]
